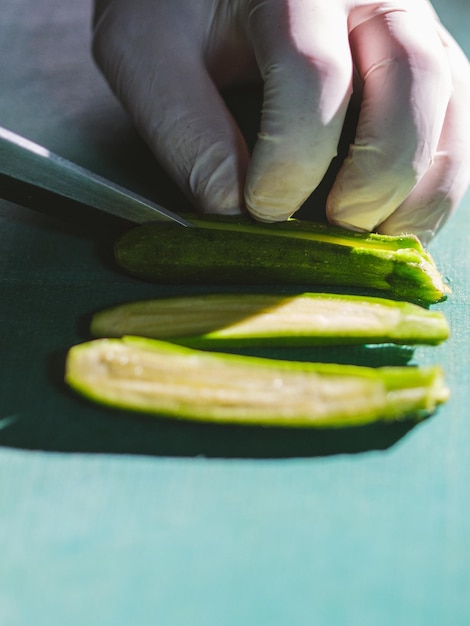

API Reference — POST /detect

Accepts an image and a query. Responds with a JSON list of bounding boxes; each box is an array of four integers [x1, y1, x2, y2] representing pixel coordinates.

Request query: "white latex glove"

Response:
[[93, 0, 470, 242]]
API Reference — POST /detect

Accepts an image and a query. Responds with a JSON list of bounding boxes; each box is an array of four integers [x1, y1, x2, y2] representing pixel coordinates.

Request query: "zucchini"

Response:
[[90, 292, 450, 348], [65, 336, 449, 428], [114, 215, 450, 304]]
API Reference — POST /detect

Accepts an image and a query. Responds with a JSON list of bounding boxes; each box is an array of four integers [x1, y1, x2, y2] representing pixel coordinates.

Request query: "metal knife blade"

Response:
[[0, 126, 193, 227]]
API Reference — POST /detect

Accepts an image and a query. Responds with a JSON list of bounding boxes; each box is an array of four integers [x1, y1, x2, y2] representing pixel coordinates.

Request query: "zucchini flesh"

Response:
[[65, 337, 449, 428], [90, 293, 450, 348], [114, 216, 450, 304]]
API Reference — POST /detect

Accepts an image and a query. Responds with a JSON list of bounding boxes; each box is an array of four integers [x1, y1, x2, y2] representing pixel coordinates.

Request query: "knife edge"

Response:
[[0, 126, 194, 227]]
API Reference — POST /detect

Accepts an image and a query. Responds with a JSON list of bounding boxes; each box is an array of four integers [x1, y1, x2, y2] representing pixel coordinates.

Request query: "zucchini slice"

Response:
[[65, 337, 449, 428], [114, 216, 450, 304], [90, 292, 450, 348]]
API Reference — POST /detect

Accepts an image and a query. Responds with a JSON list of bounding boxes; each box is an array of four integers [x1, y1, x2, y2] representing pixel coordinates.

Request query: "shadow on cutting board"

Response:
[[0, 343, 426, 460]]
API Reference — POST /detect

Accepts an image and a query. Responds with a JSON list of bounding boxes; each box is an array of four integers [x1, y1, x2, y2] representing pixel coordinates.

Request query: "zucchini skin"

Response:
[[114, 217, 449, 304]]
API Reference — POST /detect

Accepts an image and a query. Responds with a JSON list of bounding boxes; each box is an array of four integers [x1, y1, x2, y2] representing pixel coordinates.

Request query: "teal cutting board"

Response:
[[1, 1, 469, 624]]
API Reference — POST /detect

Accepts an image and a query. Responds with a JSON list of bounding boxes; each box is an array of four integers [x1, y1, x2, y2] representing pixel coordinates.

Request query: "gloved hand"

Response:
[[92, 0, 470, 242]]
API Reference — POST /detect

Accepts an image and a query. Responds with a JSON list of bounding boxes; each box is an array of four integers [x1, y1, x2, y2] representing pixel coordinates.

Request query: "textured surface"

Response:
[[1, 2, 470, 624]]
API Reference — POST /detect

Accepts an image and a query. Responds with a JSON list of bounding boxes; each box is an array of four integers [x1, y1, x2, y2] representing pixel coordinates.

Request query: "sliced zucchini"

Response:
[[65, 336, 449, 428], [90, 292, 450, 348]]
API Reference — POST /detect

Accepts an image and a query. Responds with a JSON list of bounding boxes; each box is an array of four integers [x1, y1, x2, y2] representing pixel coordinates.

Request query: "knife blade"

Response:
[[0, 126, 193, 227]]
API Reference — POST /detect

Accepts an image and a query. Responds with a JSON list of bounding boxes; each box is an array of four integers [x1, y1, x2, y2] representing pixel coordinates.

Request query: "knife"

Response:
[[0, 126, 193, 227]]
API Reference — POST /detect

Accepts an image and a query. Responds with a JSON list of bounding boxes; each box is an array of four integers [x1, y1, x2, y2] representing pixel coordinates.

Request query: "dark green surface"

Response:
[[1, 2, 469, 625]]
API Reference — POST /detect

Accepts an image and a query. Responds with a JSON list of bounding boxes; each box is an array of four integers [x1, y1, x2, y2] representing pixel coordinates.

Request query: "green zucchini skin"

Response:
[[114, 217, 449, 305], [90, 292, 450, 348]]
